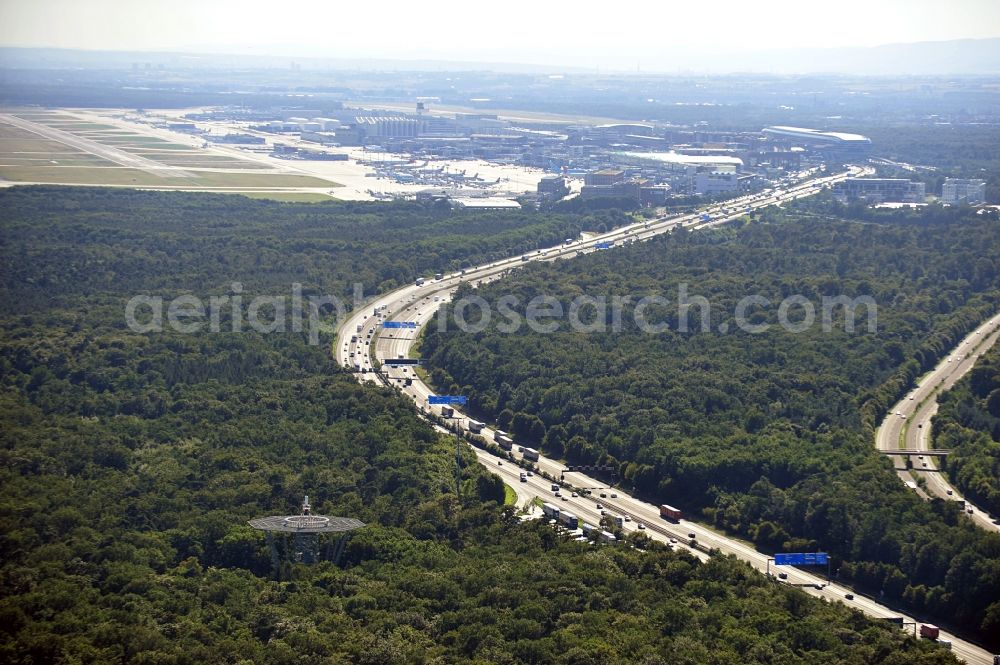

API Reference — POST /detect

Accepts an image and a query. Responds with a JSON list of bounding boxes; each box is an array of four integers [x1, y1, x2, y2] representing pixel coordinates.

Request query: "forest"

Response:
[[0, 186, 964, 663], [934, 336, 1000, 516], [0, 186, 633, 315], [421, 202, 1000, 648]]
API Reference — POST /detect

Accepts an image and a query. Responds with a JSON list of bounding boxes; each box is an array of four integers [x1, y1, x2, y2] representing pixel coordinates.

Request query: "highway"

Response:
[[876, 312, 1000, 533], [334, 167, 995, 664]]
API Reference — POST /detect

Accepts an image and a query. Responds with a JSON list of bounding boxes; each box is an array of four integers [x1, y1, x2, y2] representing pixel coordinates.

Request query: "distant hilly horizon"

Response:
[[1, 38, 998, 76]]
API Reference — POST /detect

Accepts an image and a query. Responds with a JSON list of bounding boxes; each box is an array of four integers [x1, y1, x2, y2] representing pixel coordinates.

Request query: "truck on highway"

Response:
[[356, 324, 363, 333], [581, 522, 598, 538], [467, 420, 485, 434], [522, 447, 540, 462], [440, 405, 454, 418], [551, 483, 560, 492], [700, 213, 712, 222], [599, 530, 617, 543], [494, 430, 513, 450], [659, 504, 682, 521], [519, 472, 527, 482], [350, 335, 358, 343], [415, 277, 425, 286], [558, 511, 579, 530], [435, 273, 443, 280], [919, 624, 939, 640], [542, 502, 559, 520]]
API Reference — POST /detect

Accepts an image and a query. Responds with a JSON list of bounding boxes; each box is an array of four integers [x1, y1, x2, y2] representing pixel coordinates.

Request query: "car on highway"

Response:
[[623, 515, 631, 522], [595, 503, 603, 510], [637, 523, 645, 530], [561, 495, 568, 501], [845, 593, 854, 600], [571, 492, 578, 498], [778, 572, 788, 580], [610, 493, 618, 498]]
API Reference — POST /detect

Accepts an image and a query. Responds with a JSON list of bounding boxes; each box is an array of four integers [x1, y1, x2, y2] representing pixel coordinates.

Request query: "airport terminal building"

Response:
[[762, 126, 871, 163]]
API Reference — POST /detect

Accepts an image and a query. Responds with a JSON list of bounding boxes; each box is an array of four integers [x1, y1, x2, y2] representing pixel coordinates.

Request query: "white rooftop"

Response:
[[617, 151, 744, 166], [764, 126, 870, 143], [451, 198, 522, 209]]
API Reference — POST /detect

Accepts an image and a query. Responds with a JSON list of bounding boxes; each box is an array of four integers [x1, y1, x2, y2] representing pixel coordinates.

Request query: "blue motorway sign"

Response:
[[774, 552, 829, 566], [428, 395, 468, 405], [383, 321, 418, 329], [594, 241, 612, 250], [383, 358, 420, 366]]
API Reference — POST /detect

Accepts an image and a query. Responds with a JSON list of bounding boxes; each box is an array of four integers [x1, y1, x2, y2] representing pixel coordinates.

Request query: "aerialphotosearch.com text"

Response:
[[124, 282, 877, 344]]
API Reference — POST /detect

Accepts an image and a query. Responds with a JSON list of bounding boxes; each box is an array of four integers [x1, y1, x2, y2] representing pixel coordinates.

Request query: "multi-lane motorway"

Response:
[[334, 167, 996, 664], [876, 312, 1000, 532]]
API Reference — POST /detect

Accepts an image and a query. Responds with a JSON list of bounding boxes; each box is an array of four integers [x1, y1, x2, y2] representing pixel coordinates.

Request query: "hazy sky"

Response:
[[2, 0, 999, 68]]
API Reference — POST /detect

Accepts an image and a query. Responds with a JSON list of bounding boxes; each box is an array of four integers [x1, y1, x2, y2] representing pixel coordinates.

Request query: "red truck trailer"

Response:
[[659, 504, 682, 521]]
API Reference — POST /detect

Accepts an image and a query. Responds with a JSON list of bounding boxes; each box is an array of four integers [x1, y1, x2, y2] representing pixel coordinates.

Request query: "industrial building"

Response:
[[584, 168, 626, 186], [537, 175, 568, 198], [355, 116, 423, 139], [694, 170, 740, 196], [941, 178, 986, 205], [581, 180, 641, 202], [833, 178, 925, 204]]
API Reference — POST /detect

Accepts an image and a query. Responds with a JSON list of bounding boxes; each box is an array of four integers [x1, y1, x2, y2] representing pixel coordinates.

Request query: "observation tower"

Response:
[[249, 496, 364, 572]]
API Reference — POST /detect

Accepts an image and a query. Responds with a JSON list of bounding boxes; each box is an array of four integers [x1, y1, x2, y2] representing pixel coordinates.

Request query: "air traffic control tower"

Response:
[[249, 496, 364, 572]]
